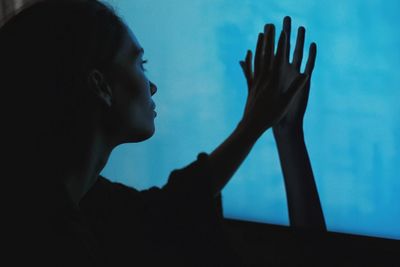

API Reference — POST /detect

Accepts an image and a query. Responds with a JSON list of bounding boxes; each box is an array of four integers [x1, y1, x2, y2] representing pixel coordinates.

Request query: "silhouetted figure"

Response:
[[1, 1, 324, 266]]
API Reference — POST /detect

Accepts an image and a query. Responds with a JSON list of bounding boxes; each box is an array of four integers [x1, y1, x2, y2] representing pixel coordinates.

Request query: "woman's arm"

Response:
[[273, 17, 326, 231], [207, 17, 310, 198], [207, 120, 261, 198], [273, 129, 326, 231]]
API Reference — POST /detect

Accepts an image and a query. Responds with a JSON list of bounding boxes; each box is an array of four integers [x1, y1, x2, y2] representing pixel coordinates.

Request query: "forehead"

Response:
[[126, 27, 143, 55], [125, 28, 141, 52], [116, 27, 143, 61]]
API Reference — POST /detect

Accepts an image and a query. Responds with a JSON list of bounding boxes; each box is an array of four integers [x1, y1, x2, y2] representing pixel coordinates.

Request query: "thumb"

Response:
[[239, 60, 250, 77], [239, 60, 246, 73], [239, 60, 252, 90]]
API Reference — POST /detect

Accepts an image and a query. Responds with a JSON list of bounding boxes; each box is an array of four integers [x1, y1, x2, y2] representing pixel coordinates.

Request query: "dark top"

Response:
[[7, 153, 242, 266]]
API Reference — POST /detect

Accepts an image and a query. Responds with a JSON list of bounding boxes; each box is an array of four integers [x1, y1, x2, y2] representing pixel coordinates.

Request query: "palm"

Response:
[[274, 60, 311, 131]]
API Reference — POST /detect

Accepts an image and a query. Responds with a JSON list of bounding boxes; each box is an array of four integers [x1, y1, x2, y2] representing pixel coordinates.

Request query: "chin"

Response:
[[128, 126, 155, 143]]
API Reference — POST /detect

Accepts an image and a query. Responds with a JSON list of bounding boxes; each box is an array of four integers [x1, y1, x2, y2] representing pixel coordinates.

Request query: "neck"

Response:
[[38, 128, 115, 206], [63, 131, 114, 205]]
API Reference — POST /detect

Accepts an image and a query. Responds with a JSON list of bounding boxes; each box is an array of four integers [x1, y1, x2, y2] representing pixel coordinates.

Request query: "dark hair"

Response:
[[0, 0, 129, 175], [0, 0, 127, 139]]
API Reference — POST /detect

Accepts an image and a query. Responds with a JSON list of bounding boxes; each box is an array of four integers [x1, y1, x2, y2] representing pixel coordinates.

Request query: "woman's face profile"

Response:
[[104, 27, 158, 144]]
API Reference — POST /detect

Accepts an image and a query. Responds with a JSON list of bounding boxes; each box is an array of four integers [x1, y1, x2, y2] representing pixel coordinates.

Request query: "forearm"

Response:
[[274, 128, 326, 231], [207, 122, 261, 198]]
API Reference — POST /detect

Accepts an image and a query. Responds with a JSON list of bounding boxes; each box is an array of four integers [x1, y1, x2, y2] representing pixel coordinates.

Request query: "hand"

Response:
[[239, 16, 314, 136], [273, 17, 317, 134]]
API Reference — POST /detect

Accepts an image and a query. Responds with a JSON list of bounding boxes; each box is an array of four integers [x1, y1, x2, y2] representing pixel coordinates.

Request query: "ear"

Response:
[[87, 69, 113, 108]]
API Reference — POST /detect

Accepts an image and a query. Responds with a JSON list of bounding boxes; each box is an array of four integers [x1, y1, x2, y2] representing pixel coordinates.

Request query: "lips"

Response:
[[151, 102, 157, 117]]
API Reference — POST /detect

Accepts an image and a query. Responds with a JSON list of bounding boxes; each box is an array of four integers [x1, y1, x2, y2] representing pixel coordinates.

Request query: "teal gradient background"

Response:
[[100, 0, 400, 240]]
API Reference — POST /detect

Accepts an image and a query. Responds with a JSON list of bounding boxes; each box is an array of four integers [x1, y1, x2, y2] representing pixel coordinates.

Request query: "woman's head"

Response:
[[0, 0, 157, 155]]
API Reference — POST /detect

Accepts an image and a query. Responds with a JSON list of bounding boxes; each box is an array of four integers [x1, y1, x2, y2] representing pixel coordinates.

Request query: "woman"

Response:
[[1, 0, 324, 266]]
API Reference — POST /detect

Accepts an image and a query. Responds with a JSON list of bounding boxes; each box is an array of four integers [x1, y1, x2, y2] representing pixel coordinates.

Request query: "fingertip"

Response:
[[266, 24, 275, 40], [311, 42, 317, 50], [310, 43, 317, 57], [264, 23, 273, 32], [245, 50, 250, 59], [283, 17, 291, 31]]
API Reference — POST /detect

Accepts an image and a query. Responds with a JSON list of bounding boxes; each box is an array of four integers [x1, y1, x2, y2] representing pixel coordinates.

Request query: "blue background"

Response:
[[101, 0, 400, 240]]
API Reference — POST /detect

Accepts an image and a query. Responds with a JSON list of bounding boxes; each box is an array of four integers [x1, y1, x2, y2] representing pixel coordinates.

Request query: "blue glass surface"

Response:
[[101, 0, 400, 240]]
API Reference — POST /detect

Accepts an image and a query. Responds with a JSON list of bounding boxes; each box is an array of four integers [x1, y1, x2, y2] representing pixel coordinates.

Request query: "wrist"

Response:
[[273, 125, 304, 141], [235, 120, 263, 143]]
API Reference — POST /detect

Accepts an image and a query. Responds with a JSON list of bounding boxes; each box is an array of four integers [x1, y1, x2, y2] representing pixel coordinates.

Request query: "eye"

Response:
[[141, 59, 148, 72]]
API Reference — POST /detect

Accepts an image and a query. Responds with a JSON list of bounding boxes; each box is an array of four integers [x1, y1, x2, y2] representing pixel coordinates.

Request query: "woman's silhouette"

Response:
[[1, 0, 325, 266]]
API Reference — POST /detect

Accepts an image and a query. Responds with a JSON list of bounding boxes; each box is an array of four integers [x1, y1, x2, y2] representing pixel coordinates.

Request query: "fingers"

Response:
[[239, 50, 253, 90], [239, 60, 248, 84], [304, 42, 317, 75], [263, 24, 275, 72], [255, 23, 276, 79], [245, 49, 253, 78], [283, 16, 291, 63], [292, 27, 305, 70], [252, 18, 315, 81], [275, 30, 286, 68], [239, 50, 251, 74], [275, 16, 291, 68], [254, 33, 264, 79]]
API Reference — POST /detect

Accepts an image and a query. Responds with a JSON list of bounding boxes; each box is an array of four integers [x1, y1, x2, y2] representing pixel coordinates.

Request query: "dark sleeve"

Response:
[[139, 152, 242, 266], [144, 152, 223, 224], [81, 153, 243, 266]]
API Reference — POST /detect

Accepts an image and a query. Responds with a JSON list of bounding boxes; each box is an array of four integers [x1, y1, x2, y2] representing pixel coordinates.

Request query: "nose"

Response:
[[150, 81, 157, 96]]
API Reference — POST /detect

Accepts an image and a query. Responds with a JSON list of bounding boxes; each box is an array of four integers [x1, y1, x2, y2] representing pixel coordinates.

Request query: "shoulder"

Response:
[[83, 175, 138, 203], [162, 152, 212, 196], [80, 175, 162, 218], [96, 174, 137, 192], [86, 175, 162, 203]]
